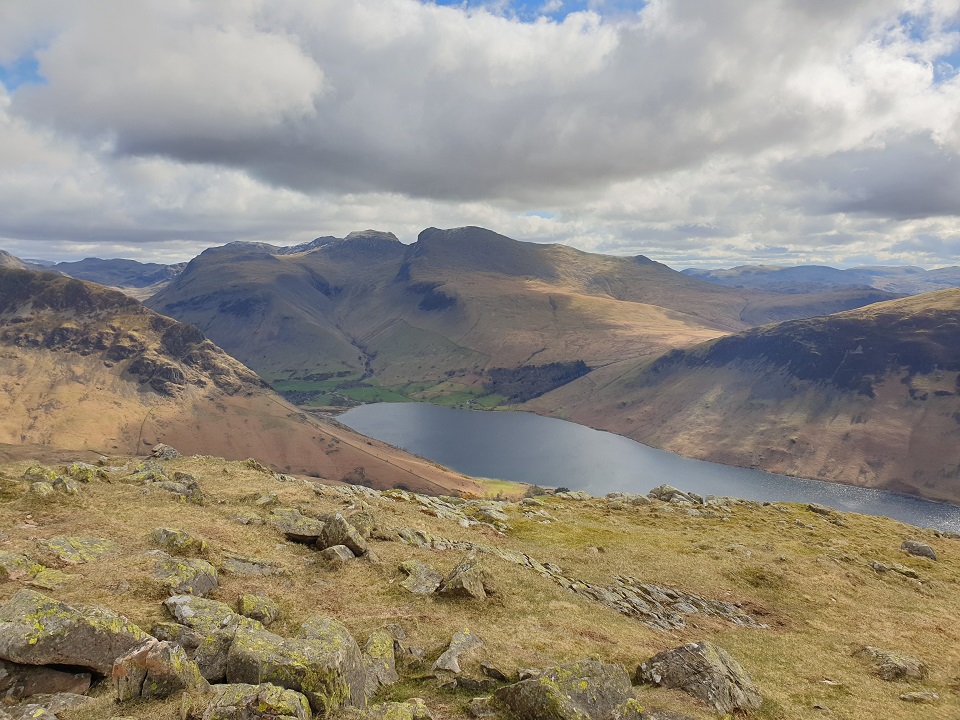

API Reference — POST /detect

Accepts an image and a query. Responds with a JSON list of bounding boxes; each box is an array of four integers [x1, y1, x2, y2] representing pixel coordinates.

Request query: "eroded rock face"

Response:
[[225, 620, 369, 715], [636, 641, 762, 714], [493, 659, 640, 720], [202, 682, 313, 720], [113, 638, 209, 701], [0, 590, 150, 675]]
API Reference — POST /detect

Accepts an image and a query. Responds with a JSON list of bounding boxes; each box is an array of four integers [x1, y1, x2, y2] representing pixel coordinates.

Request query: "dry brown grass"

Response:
[[0, 454, 957, 719]]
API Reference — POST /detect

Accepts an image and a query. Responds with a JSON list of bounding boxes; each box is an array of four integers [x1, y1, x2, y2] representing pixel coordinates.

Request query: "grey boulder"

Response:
[[636, 641, 762, 714]]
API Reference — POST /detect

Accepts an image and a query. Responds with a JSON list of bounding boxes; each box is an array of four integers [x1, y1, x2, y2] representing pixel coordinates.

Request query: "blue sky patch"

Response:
[[429, 1, 647, 22], [0, 54, 46, 91]]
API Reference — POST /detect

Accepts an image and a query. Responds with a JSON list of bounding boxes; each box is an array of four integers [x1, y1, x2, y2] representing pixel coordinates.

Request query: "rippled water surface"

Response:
[[340, 402, 960, 532]]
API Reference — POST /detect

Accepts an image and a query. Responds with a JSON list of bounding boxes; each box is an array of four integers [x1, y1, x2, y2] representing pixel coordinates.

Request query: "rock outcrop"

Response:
[[112, 637, 209, 700], [636, 641, 762, 714], [0, 590, 150, 675]]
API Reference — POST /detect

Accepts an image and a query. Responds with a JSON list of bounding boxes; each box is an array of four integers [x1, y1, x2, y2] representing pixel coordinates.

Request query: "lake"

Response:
[[340, 402, 960, 532]]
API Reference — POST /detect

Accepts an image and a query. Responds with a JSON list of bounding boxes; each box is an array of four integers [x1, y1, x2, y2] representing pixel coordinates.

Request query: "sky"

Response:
[[1, 1, 960, 268]]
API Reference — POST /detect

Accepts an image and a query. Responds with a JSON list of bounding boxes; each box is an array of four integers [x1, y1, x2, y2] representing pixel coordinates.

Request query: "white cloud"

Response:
[[1, 0, 960, 267]]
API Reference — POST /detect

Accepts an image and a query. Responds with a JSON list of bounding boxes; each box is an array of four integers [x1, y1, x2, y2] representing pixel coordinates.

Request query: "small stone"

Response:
[[152, 527, 207, 554], [899, 691, 939, 703], [399, 560, 443, 595], [238, 594, 280, 626], [152, 552, 219, 597], [318, 514, 368, 556], [52, 477, 80, 495], [150, 443, 181, 460], [255, 493, 279, 507], [855, 646, 927, 681], [437, 553, 494, 600], [901, 540, 937, 560], [28, 482, 55, 498], [432, 628, 482, 675], [320, 545, 356, 568], [270, 508, 326, 543], [807, 503, 834, 516]]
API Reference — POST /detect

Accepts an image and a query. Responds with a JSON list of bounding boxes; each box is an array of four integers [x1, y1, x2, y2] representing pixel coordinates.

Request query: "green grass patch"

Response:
[[337, 385, 412, 403]]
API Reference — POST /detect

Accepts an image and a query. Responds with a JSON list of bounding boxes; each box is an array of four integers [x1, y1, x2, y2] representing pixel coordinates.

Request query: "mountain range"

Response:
[[5, 227, 959, 503], [0, 267, 481, 496], [684, 264, 960, 295]]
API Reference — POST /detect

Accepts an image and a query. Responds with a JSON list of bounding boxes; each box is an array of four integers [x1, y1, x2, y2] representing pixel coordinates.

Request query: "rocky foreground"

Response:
[[0, 447, 957, 719]]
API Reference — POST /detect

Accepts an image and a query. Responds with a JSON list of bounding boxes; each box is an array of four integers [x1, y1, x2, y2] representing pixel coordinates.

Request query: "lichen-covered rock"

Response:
[[150, 621, 204, 650], [271, 509, 327, 543], [225, 621, 369, 715], [4, 691, 94, 720], [194, 622, 247, 683], [398, 561, 442, 595], [38, 536, 119, 564], [64, 462, 105, 483], [318, 514, 368, 557], [320, 545, 356, 567], [202, 682, 312, 720], [493, 659, 639, 720], [22, 464, 58, 483], [164, 594, 246, 636], [348, 511, 377, 539], [0, 660, 91, 701], [432, 628, 482, 675], [855, 646, 928, 681], [27, 569, 76, 591], [0, 551, 43, 582], [239, 594, 280, 626], [437, 554, 493, 600], [151, 443, 181, 460], [52, 477, 80, 495], [27, 482, 55, 499], [113, 638, 209, 701], [0, 589, 150, 674], [901, 540, 937, 560], [636, 641, 761, 714], [152, 527, 207, 555], [152, 552, 219, 596], [363, 629, 399, 695]]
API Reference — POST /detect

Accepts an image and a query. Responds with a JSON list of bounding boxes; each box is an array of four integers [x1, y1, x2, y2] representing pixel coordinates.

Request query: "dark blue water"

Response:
[[340, 402, 960, 532]]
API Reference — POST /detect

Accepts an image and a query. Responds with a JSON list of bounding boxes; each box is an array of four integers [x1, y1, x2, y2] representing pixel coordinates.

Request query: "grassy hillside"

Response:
[[0, 267, 482, 496], [532, 290, 960, 503], [147, 227, 897, 409], [0, 452, 956, 719]]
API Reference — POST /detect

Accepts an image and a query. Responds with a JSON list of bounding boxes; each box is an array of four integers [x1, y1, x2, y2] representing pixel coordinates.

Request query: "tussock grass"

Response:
[[0, 455, 957, 719]]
